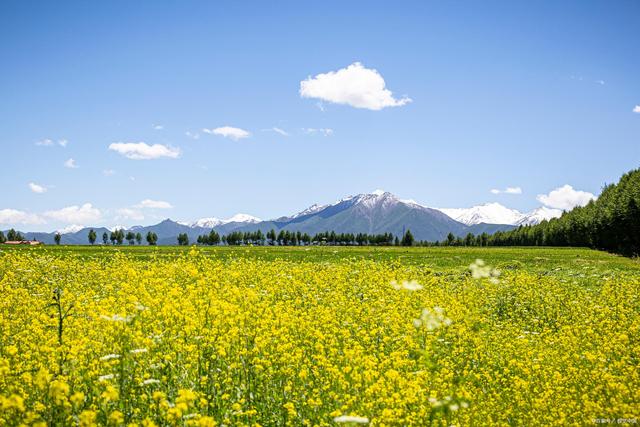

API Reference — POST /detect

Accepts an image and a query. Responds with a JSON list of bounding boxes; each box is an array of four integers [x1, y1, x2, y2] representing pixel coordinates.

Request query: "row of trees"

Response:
[[195, 229, 415, 246], [0, 229, 24, 243], [82, 229, 158, 245]]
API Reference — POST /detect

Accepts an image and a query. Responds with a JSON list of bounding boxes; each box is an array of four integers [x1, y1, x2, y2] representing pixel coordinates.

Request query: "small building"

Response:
[[3, 240, 43, 245]]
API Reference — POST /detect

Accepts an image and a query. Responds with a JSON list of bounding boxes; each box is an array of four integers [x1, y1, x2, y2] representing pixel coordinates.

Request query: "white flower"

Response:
[[391, 280, 423, 291], [414, 307, 452, 331], [100, 354, 120, 361], [100, 314, 132, 323], [469, 259, 501, 283], [141, 378, 160, 386], [334, 415, 370, 424], [98, 374, 114, 381], [130, 348, 148, 354]]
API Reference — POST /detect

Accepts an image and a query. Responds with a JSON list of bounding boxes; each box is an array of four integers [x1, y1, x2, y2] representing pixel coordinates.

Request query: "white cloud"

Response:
[[152, 124, 164, 130], [44, 203, 101, 224], [0, 209, 45, 225], [300, 62, 411, 110], [271, 127, 289, 136], [35, 138, 54, 146], [491, 186, 522, 195], [115, 208, 145, 221], [36, 138, 67, 147], [108, 142, 181, 160], [28, 182, 47, 194], [536, 185, 596, 210], [185, 131, 200, 140], [64, 158, 78, 168], [135, 199, 173, 209], [103, 169, 116, 176], [633, 105, 640, 114], [203, 126, 250, 141], [303, 128, 334, 136]]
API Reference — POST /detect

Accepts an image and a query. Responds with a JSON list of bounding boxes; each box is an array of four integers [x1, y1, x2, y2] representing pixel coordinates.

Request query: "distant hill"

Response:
[[4, 190, 534, 245]]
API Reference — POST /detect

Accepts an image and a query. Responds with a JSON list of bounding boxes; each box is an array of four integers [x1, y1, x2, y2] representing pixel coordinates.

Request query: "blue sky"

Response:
[[1, 0, 639, 230]]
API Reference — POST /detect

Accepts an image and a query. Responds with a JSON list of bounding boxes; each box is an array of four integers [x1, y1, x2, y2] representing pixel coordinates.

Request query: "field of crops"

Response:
[[1, 246, 638, 426]]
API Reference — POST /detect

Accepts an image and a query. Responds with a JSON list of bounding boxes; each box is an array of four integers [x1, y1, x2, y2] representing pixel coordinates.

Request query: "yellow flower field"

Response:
[[0, 248, 638, 426]]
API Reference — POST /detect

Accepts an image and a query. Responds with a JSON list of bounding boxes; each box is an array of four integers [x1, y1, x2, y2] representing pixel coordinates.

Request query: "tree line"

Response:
[[479, 168, 640, 256], [195, 229, 415, 246]]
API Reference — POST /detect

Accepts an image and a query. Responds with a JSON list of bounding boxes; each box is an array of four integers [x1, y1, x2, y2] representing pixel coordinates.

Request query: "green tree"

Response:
[[54, 233, 62, 245], [401, 229, 415, 246], [446, 232, 455, 246], [135, 232, 142, 245], [88, 229, 97, 245], [0, 231, 5, 243], [177, 233, 189, 246], [102, 232, 108, 245], [126, 231, 135, 245], [146, 231, 158, 246]]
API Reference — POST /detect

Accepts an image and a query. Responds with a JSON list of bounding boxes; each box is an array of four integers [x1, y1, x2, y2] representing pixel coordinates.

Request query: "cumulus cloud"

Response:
[[108, 142, 181, 160], [44, 203, 102, 224], [633, 105, 640, 114], [299, 62, 411, 110], [64, 158, 78, 168], [152, 124, 164, 130], [115, 208, 145, 221], [135, 199, 173, 209], [58, 139, 68, 147], [0, 209, 45, 225], [490, 187, 522, 195], [303, 128, 334, 136], [28, 182, 47, 194], [536, 185, 596, 210], [203, 126, 250, 141]]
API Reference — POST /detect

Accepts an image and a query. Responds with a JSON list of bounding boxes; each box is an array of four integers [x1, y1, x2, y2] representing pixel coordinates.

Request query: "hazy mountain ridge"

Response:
[[4, 191, 557, 244]]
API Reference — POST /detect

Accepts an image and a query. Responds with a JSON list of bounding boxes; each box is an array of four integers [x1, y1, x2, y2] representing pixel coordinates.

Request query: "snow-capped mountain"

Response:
[[9, 190, 562, 245], [439, 203, 525, 226], [516, 206, 563, 225], [191, 217, 223, 228], [290, 203, 329, 219], [56, 224, 85, 234], [224, 213, 261, 224], [438, 203, 562, 226], [191, 214, 261, 228]]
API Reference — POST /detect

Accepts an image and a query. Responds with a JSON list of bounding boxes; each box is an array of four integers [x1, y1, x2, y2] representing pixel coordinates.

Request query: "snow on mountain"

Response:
[[190, 214, 261, 228], [191, 217, 223, 228], [57, 224, 84, 234], [291, 204, 329, 219], [223, 213, 261, 224], [439, 203, 564, 226], [516, 206, 562, 225], [439, 203, 525, 226], [108, 225, 127, 232]]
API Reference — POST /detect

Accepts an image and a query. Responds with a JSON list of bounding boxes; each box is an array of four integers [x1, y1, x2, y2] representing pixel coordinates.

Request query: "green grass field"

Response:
[[3, 244, 639, 285]]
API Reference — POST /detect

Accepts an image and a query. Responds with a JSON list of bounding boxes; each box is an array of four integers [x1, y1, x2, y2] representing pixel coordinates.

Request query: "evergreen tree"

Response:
[[54, 233, 61, 245], [102, 232, 108, 245], [401, 229, 415, 246], [0, 231, 5, 243]]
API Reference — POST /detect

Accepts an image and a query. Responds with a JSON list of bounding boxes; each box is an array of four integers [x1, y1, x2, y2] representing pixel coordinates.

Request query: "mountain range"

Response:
[[4, 191, 563, 245]]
